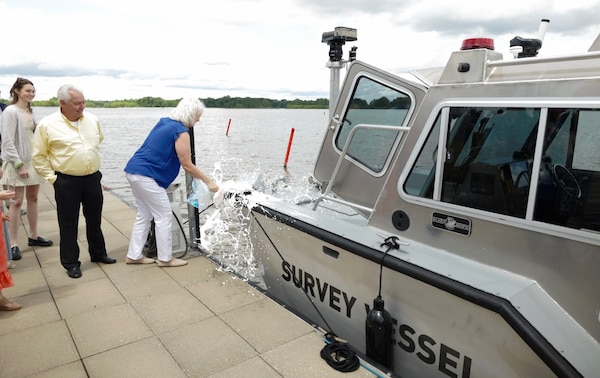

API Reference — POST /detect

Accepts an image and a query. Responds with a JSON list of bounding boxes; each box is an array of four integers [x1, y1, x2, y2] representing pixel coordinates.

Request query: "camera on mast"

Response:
[[322, 27, 357, 62]]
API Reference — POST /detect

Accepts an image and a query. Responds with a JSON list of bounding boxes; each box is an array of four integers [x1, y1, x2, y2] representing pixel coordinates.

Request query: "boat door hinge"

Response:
[[330, 115, 342, 129]]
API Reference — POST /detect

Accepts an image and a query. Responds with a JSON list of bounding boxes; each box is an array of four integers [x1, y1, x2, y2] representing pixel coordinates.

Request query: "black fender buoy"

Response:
[[365, 296, 393, 369]]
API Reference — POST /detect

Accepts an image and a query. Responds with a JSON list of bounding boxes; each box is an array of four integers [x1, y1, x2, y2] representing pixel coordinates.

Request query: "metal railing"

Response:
[[312, 123, 410, 213]]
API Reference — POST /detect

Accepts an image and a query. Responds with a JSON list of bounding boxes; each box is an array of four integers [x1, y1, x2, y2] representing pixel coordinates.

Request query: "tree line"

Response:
[[351, 96, 411, 109], [24, 96, 330, 109], [4, 94, 410, 109]]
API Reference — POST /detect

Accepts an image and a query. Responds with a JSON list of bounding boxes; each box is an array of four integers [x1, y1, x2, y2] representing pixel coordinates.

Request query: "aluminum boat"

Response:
[[244, 23, 600, 377]]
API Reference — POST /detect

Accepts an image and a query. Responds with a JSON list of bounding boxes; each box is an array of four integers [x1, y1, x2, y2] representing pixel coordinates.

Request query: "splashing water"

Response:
[[191, 157, 321, 281]]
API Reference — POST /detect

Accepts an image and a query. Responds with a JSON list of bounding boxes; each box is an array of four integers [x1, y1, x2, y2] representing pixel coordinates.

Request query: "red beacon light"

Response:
[[461, 38, 495, 50]]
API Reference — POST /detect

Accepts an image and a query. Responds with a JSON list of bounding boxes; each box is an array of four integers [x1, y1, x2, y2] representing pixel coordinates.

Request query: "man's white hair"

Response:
[[57, 84, 84, 102]]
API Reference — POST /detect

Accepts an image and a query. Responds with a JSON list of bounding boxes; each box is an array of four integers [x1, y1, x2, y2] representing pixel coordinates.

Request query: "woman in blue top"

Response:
[[124, 98, 218, 267]]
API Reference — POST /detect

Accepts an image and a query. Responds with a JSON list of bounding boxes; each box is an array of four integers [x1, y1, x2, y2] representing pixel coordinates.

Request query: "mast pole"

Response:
[[322, 27, 357, 120]]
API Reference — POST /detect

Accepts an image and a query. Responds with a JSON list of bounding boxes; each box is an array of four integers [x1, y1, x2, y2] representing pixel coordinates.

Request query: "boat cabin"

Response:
[[309, 31, 600, 376], [248, 27, 600, 377]]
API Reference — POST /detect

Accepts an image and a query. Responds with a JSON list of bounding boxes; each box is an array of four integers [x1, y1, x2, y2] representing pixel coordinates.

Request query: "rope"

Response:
[[252, 214, 335, 333], [251, 211, 401, 374], [320, 333, 360, 372], [251, 212, 360, 372], [378, 236, 400, 297], [172, 209, 189, 258], [142, 209, 190, 259]]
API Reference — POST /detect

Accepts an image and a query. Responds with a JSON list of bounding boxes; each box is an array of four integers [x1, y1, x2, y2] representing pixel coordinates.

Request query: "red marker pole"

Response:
[[283, 128, 295, 169], [226, 118, 231, 136]]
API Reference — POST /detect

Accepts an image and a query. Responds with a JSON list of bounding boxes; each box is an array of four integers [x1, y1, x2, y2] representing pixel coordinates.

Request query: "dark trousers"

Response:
[[54, 171, 107, 269]]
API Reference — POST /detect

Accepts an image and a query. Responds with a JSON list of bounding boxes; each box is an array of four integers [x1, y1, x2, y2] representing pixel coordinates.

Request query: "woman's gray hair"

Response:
[[171, 97, 205, 127], [57, 84, 84, 102]]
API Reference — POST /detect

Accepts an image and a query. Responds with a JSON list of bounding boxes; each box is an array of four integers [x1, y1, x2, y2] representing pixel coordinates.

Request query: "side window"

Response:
[[572, 110, 600, 171], [535, 109, 600, 231], [443, 107, 540, 217], [404, 114, 441, 198], [405, 106, 540, 218], [336, 76, 411, 173], [405, 105, 600, 232]]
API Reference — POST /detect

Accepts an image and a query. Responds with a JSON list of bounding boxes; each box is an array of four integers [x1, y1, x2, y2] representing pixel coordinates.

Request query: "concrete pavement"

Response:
[[0, 183, 381, 377]]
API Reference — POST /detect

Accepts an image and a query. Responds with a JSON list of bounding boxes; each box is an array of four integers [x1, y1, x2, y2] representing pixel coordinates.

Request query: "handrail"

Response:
[[312, 123, 411, 212]]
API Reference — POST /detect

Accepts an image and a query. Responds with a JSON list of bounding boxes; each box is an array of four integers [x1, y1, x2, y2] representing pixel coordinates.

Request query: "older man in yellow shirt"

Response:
[[32, 84, 116, 279]]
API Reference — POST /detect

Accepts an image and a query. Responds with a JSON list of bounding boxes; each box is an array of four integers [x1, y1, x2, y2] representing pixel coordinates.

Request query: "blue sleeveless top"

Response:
[[124, 117, 188, 188]]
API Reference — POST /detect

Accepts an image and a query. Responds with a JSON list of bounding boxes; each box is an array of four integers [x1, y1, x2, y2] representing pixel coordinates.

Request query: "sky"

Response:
[[0, 0, 599, 101]]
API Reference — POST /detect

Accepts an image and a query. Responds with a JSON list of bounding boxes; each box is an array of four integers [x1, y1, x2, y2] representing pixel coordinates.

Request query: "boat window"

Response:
[[442, 107, 540, 216], [534, 109, 600, 231], [404, 114, 441, 198], [406, 105, 600, 232], [336, 76, 411, 173], [406, 106, 541, 218]]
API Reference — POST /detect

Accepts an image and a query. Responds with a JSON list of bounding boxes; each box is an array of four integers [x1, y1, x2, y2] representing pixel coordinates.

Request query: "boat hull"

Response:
[[248, 203, 579, 377]]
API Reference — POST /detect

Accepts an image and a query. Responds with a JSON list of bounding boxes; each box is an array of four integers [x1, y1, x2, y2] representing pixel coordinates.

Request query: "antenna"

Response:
[[537, 18, 550, 42]]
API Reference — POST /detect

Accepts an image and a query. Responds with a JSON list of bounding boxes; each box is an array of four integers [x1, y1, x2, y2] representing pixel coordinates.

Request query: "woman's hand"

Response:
[[207, 180, 219, 193], [17, 165, 29, 179]]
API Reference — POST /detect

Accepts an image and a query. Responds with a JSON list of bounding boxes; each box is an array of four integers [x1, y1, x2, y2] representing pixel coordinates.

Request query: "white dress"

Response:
[[0, 106, 43, 187]]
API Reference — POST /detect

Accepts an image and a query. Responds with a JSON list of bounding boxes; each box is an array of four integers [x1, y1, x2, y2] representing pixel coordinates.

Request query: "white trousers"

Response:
[[126, 173, 173, 262]]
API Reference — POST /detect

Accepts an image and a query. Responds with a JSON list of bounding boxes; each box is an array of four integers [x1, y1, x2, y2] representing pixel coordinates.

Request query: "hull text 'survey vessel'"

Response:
[[243, 22, 600, 377]]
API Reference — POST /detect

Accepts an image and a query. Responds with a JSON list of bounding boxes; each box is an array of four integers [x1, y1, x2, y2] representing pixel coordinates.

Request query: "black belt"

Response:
[[56, 171, 100, 178]]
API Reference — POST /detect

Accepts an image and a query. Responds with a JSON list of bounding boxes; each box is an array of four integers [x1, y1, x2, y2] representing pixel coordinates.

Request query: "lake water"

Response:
[[33, 106, 329, 278], [33, 107, 329, 206]]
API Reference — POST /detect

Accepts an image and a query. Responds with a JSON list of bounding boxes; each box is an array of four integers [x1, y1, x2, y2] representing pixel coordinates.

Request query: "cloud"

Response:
[[408, 6, 600, 36], [297, 0, 412, 15], [0, 63, 127, 78], [0, 0, 598, 101]]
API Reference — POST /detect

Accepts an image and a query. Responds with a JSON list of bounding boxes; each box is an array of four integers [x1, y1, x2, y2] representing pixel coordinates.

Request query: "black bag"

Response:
[[142, 220, 158, 258]]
